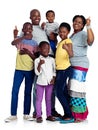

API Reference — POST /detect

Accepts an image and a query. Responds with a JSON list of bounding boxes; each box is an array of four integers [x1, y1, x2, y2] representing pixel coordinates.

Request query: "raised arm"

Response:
[[86, 17, 94, 45]]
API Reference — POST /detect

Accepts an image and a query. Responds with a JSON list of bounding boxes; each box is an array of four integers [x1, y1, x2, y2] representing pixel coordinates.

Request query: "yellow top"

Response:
[[55, 38, 72, 70]]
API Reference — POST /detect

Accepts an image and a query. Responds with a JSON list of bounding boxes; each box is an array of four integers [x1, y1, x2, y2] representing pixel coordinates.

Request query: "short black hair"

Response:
[[23, 22, 32, 29], [59, 22, 71, 32], [39, 41, 50, 48], [46, 10, 55, 17]]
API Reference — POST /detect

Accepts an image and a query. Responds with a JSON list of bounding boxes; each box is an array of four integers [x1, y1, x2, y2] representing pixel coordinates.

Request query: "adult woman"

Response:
[[69, 15, 94, 122]]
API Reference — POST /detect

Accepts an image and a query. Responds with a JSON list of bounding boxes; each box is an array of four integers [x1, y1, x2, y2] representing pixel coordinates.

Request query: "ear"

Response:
[[30, 16, 31, 19]]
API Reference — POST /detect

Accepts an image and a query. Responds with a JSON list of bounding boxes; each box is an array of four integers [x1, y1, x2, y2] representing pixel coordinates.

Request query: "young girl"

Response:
[[55, 22, 74, 123], [34, 41, 56, 123]]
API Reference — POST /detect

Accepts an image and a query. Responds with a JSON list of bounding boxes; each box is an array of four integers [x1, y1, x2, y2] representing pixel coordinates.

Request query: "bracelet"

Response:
[[86, 25, 91, 29]]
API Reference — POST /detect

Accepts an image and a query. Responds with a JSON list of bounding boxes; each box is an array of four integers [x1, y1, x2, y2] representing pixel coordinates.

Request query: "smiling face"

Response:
[[30, 9, 41, 25], [59, 27, 70, 40], [73, 17, 84, 32], [72, 15, 86, 33], [22, 22, 33, 35]]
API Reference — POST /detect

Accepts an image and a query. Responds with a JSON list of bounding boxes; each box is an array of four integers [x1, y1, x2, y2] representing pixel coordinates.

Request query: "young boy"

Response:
[[34, 41, 56, 123], [41, 10, 59, 55], [5, 22, 38, 122]]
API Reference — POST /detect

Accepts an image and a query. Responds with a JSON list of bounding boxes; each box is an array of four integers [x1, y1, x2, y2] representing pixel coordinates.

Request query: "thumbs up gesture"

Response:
[[13, 26, 18, 39]]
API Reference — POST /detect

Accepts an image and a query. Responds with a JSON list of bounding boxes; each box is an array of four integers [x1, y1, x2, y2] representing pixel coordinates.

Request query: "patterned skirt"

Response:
[[69, 66, 88, 121]]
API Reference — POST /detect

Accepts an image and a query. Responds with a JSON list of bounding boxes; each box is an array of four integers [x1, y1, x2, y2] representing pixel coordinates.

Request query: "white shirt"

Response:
[[34, 55, 56, 85]]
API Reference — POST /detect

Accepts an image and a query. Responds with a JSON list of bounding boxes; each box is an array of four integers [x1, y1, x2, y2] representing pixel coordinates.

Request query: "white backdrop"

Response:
[[0, 0, 98, 130]]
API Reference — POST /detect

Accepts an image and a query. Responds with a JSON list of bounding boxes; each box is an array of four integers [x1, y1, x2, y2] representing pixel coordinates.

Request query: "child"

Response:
[[5, 22, 38, 122], [55, 22, 74, 123], [41, 10, 59, 55], [34, 41, 56, 123]]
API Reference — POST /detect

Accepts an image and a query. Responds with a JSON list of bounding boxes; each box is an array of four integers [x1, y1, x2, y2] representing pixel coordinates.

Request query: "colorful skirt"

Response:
[[69, 66, 88, 121]]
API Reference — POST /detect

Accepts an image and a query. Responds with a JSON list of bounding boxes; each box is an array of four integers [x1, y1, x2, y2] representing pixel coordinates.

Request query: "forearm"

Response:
[[87, 26, 94, 45], [11, 36, 25, 45]]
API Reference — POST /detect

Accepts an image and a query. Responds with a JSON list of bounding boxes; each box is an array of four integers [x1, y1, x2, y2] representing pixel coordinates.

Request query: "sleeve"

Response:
[[52, 58, 56, 77], [34, 58, 42, 75], [66, 38, 72, 44]]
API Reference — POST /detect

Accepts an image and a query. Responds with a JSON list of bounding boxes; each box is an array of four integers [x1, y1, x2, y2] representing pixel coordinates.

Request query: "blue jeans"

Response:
[[11, 69, 35, 115], [55, 66, 73, 118]]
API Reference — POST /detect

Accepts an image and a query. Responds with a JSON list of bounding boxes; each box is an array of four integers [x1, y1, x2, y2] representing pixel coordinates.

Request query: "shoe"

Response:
[[46, 116, 56, 121], [33, 113, 36, 118], [60, 118, 75, 124], [4, 115, 17, 123], [36, 117, 43, 123], [51, 110, 62, 118], [23, 115, 33, 121]]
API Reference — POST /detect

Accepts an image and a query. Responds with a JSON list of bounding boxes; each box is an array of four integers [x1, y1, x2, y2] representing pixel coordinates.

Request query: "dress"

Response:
[[69, 31, 90, 120]]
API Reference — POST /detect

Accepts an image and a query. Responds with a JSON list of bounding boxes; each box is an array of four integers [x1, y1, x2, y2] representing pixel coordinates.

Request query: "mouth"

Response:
[[26, 32, 30, 34]]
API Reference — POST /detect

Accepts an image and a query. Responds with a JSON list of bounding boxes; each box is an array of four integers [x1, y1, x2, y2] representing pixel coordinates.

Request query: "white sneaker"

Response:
[[23, 115, 33, 121], [4, 116, 17, 123]]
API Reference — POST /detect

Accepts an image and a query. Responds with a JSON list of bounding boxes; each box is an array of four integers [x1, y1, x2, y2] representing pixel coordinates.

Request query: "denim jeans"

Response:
[[55, 66, 73, 118], [11, 69, 35, 115]]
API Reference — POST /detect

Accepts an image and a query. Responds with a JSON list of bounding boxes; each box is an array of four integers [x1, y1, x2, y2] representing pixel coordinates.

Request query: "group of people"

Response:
[[5, 9, 94, 124]]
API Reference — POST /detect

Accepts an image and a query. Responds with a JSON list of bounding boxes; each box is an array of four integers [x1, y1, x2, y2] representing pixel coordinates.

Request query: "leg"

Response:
[[36, 84, 44, 118], [24, 70, 35, 115], [32, 75, 37, 116], [11, 70, 24, 115], [51, 85, 62, 117], [55, 69, 73, 118], [45, 84, 53, 117]]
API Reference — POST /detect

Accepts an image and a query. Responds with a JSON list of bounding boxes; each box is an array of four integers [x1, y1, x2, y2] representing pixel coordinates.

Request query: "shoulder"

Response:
[[31, 39, 38, 45], [34, 57, 40, 62], [63, 39, 72, 44], [54, 22, 59, 26], [48, 56, 55, 61]]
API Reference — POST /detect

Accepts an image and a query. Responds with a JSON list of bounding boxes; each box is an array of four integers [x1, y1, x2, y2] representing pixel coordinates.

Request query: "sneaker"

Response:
[[4, 115, 17, 123], [23, 115, 33, 121], [36, 117, 43, 123]]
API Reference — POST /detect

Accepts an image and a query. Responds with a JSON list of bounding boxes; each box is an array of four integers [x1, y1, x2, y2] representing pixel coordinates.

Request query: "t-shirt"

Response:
[[15, 39, 38, 71], [55, 38, 72, 70]]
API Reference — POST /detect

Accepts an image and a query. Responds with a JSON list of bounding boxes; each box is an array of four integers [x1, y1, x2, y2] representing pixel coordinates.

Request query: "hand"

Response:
[[39, 58, 45, 65], [50, 77, 55, 85], [19, 48, 29, 55], [86, 17, 91, 26], [41, 22, 46, 29], [37, 58, 45, 72], [62, 43, 68, 50], [13, 26, 18, 39]]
